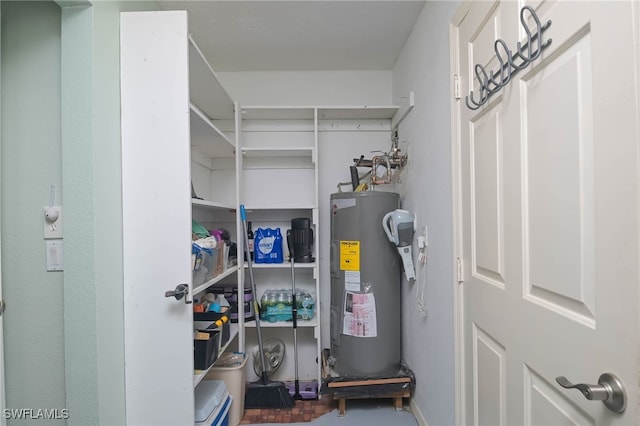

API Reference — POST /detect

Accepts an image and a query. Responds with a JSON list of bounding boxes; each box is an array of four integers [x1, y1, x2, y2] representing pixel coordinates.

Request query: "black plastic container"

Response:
[[194, 330, 220, 370], [287, 218, 314, 263], [194, 312, 230, 347]]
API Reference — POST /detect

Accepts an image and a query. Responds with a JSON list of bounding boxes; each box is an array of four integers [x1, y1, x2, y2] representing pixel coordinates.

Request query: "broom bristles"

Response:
[[245, 379, 295, 409]]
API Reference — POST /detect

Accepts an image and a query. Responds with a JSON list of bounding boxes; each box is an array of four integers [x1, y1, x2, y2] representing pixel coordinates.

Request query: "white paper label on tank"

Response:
[[333, 198, 356, 210], [343, 292, 377, 338], [344, 271, 361, 292]]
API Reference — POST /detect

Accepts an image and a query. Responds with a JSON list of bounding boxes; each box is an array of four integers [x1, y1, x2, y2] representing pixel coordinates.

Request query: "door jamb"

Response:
[[450, 2, 471, 426], [0, 4, 6, 423], [632, 1, 640, 423]]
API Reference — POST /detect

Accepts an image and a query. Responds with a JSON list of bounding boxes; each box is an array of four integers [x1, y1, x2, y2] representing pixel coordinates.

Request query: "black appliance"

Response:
[[286, 218, 314, 263]]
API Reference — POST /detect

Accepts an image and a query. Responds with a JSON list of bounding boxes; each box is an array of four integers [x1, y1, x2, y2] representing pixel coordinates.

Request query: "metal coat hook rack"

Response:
[[465, 5, 552, 110]]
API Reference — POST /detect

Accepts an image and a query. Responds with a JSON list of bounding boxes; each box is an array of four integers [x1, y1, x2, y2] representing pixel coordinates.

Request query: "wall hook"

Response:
[[465, 5, 552, 110]]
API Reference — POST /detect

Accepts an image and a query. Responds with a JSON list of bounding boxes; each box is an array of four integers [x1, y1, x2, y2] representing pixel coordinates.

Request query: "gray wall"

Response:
[[392, 1, 461, 425]]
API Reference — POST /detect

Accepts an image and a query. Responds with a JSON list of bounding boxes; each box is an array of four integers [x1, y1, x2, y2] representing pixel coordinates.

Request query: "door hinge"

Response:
[[0, 300, 6, 316], [453, 75, 461, 100], [456, 258, 464, 283]]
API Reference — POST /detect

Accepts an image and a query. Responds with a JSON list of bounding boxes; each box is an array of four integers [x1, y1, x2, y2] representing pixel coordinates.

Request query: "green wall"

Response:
[[89, 2, 159, 424], [2, 1, 158, 425], [1, 3, 67, 424]]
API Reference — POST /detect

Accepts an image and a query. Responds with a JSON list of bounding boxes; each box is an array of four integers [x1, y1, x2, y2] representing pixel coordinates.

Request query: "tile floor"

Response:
[[240, 395, 419, 425], [240, 396, 334, 424]]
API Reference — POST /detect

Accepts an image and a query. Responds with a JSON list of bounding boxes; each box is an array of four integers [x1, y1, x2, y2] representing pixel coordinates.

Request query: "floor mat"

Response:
[[240, 396, 334, 424]]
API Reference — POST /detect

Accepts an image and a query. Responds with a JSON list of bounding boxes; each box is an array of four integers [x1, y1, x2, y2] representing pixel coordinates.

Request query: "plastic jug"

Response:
[[382, 209, 414, 246]]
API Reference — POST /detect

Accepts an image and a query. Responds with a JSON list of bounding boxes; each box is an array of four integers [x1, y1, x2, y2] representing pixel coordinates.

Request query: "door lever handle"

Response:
[[555, 376, 609, 400], [555, 373, 626, 413], [164, 283, 192, 304]]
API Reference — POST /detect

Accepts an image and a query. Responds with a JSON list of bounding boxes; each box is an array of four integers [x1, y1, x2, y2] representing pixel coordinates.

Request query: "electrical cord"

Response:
[[416, 239, 428, 318]]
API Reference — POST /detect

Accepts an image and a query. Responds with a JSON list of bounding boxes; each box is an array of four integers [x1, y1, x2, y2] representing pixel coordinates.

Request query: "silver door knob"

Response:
[[164, 283, 192, 304], [555, 373, 626, 413]]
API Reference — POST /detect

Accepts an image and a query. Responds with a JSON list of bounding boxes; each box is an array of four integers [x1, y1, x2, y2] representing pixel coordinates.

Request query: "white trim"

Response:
[[450, 2, 472, 426], [409, 398, 429, 426], [0, 4, 5, 423], [54, 0, 92, 6], [632, 1, 640, 423], [235, 101, 245, 352]]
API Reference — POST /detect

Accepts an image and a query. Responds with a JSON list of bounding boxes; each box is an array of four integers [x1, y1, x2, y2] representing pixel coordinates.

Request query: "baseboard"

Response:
[[410, 399, 429, 426]]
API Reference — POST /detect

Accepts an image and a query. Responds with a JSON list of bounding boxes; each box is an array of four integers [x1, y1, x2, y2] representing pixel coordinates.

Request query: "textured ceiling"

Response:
[[158, 1, 426, 71]]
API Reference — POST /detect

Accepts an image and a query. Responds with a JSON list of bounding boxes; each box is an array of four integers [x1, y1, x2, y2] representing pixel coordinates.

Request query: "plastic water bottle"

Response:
[[264, 290, 277, 322], [301, 292, 315, 320], [260, 291, 269, 316]]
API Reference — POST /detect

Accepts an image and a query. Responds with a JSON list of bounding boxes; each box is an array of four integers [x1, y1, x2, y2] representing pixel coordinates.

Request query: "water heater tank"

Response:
[[329, 191, 401, 377]]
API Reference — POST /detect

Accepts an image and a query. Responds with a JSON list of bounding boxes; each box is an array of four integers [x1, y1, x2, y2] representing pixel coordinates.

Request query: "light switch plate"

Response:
[[44, 206, 63, 239], [46, 240, 64, 271]]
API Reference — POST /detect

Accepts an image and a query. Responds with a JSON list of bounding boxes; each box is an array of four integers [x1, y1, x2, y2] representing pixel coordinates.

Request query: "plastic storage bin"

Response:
[[192, 248, 206, 286], [195, 380, 231, 426], [194, 330, 220, 371], [205, 353, 247, 426], [223, 285, 255, 323], [193, 246, 216, 285], [203, 247, 217, 281], [194, 312, 230, 349]]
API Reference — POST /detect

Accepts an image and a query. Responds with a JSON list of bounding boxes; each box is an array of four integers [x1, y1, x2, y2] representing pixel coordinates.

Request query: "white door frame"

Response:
[[0, 225, 5, 426], [450, 2, 467, 425], [0, 168, 5, 426], [0, 4, 6, 422], [449, 2, 640, 425]]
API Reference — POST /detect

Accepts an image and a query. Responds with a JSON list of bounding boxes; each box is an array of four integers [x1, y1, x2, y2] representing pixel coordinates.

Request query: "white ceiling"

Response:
[[157, 1, 426, 71]]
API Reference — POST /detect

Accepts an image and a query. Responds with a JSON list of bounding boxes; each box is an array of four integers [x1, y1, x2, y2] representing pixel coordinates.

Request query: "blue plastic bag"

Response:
[[254, 228, 283, 263]]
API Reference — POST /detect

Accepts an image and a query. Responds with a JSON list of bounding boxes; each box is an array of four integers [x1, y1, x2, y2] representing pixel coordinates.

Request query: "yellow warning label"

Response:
[[340, 240, 360, 271]]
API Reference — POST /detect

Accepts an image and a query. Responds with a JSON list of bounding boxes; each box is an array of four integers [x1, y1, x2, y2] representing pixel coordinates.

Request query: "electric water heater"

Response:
[[329, 191, 402, 377]]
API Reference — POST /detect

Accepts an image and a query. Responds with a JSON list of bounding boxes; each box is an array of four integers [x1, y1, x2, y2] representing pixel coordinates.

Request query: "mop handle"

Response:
[[241, 205, 268, 382], [288, 234, 299, 389], [287, 231, 297, 329]]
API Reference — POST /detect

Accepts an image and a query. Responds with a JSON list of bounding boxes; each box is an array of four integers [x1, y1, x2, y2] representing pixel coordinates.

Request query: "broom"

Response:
[[241, 205, 294, 409]]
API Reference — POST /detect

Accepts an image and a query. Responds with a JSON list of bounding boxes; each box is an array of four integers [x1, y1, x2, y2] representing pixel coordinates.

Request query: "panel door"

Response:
[[121, 11, 194, 425], [454, 1, 639, 424]]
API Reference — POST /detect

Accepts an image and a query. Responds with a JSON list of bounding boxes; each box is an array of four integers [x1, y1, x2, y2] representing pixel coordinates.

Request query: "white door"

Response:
[[120, 11, 194, 425], [453, 1, 639, 425]]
